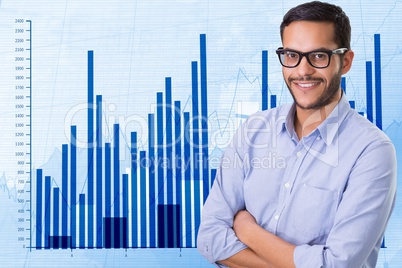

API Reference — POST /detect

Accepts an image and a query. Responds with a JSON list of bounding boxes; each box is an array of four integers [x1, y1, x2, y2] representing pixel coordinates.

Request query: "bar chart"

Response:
[[32, 32, 386, 251]]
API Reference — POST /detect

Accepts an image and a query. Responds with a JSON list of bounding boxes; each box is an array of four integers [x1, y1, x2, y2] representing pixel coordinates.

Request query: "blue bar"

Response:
[[270, 95, 277, 109], [36, 169, 43, 249], [105, 143, 111, 217], [366, 61, 373, 123], [87, 50, 94, 248], [165, 77, 173, 204], [104, 217, 112, 249], [262, 50, 268, 111], [183, 112, 192, 247], [114, 124, 120, 217], [122, 174, 128, 248], [70, 126, 77, 248], [156, 92, 164, 205], [210, 168, 217, 188], [53, 188, 60, 249], [341, 77, 346, 93], [131, 132, 138, 247], [44, 176, 51, 249], [349, 101, 355, 109], [174, 101, 182, 247], [61, 144, 68, 239], [140, 151, 147, 247], [374, 34, 382, 130], [148, 114, 156, 248], [96, 95, 103, 248], [200, 34, 209, 211], [79, 194, 85, 249], [191, 61, 202, 237]]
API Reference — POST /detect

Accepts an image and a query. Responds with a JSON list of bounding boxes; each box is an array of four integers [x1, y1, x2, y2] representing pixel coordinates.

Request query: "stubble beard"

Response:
[[286, 68, 343, 110]]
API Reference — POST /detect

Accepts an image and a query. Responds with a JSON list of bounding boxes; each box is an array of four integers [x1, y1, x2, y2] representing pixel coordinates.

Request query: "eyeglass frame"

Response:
[[275, 47, 348, 69]]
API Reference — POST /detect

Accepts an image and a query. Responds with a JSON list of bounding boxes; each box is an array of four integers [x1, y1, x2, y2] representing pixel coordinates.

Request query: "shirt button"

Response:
[[274, 214, 280, 220], [284, 182, 290, 188], [296, 151, 302, 157], [316, 136, 321, 141]]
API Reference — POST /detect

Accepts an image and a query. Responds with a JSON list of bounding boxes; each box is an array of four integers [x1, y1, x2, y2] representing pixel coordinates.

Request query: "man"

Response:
[[197, 1, 397, 267]]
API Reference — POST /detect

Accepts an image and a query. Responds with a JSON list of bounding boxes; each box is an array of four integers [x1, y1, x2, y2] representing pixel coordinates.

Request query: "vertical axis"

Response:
[[27, 19, 33, 252]]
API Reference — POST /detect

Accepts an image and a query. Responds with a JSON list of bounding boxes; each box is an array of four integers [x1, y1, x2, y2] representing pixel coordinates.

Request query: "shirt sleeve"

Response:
[[197, 126, 249, 264], [294, 139, 397, 268]]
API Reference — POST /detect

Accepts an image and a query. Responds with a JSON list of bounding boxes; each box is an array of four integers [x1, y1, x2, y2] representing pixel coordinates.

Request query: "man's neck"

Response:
[[294, 90, 342, 140]]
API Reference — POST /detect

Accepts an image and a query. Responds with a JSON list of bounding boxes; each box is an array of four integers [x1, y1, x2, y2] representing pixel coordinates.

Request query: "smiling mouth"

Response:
[[295, 82, 320, 88]]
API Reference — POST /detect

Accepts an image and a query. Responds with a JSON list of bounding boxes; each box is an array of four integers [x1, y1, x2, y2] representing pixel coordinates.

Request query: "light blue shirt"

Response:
[[197, 94, 397, 267]]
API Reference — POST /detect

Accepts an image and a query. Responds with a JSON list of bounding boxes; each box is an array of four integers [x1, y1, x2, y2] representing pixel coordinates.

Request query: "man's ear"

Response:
[[341, 49, 354, 75]]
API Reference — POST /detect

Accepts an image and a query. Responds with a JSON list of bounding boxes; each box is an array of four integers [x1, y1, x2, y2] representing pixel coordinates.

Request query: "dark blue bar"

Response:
[[105, 143, 111, 217], [270, 95, 277, 109], [104, 217, 112, 249], [174, 101, 182, 247], [48, 236, 71, 249], [156, 92, 164, 205], [200, 34, 209, 211], [36, 169, 43, 249], [140, 151, 147, 247], [87, 50, 94, 248], [157, 205, 181, 248], [96, 95, 103, 248], [374, 34, 382, 130], [44, 176, 51, 249], [104, 217, 127, 249], [79, 194, 85, 249], [104, 217, 128, 248], [53, 188, 60, 249], [210, 168, 217, 188], [183, 112, 192, 247], [70, 126, 77, 248], [131, 132, 138, 248], [122, 174, 128, 249], [349, 101, 355, 109], [165, 77, 173, 204], [148, 114, 156, 248], [113, 124, 120, 217], [191, 61, 202, 237], [262, 50, 268, 111], [366, 61, 373, 123], [341, 77, 346, 93], [61, 144, 68, 239]]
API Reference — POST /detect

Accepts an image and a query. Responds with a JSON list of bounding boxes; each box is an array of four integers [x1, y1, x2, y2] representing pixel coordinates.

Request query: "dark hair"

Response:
[[280, 1, 351, 49]]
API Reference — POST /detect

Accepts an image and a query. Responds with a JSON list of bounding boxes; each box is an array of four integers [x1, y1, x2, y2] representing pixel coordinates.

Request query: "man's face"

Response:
[[281, 21, 350, 110]]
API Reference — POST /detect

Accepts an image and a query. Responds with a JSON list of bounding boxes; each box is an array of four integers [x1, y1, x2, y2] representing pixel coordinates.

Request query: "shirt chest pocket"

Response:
[[280, 183, 339, 244]]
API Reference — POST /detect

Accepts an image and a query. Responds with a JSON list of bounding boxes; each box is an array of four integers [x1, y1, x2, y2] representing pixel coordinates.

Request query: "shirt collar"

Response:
[[282, 92, 352, 145]]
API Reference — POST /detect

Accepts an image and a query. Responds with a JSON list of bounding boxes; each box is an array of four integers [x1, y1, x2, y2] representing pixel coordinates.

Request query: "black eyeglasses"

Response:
[[276, 47, 348, 68]]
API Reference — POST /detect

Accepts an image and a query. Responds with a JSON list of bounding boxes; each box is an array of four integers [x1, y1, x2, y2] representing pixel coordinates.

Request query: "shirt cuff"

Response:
[[294, 244, 325, 268]]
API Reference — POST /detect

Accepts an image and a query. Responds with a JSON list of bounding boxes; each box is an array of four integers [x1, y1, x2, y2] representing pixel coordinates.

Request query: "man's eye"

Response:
[[312, 52, 327, 59], [286, 52, 299, 58]]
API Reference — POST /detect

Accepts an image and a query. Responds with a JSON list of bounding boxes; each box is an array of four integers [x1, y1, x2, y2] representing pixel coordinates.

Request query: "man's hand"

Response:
[[232, 210, 296, 268]]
